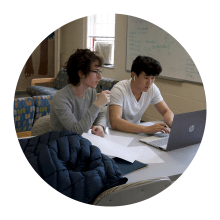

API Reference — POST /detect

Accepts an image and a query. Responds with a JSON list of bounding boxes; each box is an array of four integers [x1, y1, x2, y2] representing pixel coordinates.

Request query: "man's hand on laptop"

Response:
[[145, 123, 170, 134]]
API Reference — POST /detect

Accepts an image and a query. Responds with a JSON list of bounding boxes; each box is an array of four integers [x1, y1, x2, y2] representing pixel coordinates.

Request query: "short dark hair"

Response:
[[64, 49, 103, 86], [131, 56, 162, 77]]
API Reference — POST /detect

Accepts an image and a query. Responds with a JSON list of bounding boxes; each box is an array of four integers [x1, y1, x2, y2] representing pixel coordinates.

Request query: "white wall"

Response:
[[60, 18, 85, 69]]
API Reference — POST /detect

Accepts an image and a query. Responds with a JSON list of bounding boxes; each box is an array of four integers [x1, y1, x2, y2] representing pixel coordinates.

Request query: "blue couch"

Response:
[[14, 95, 52, 133], [27, 68, 119, 97]]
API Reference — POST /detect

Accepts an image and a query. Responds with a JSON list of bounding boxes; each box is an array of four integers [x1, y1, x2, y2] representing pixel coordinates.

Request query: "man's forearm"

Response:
[[110, 118, 147, 133], [163, 110, 174, 127]]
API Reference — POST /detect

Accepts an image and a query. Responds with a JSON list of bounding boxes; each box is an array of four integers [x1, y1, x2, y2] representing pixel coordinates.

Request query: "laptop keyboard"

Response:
[[149, 137, 169, 147]]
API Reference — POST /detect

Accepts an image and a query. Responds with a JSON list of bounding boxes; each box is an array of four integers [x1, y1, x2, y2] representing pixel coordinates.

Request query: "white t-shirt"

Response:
[[108, 79, 163, 124]]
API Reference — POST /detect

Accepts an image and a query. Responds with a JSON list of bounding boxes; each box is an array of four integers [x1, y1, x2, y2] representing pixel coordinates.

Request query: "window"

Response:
[[87, 14, 115, 67]]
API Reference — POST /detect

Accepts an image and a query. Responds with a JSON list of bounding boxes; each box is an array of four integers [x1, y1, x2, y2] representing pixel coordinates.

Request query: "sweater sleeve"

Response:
[[93, 110, 107, 130], [52, 92, 101, 135], [91, 89, 107, 130]]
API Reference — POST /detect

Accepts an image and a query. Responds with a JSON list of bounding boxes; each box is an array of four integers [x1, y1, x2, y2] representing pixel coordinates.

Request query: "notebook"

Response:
[[113, 158, 148, 175], [139, 110, 206, 151]]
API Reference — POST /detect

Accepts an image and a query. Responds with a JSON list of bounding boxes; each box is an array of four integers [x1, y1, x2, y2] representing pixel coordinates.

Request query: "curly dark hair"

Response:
[[131, 56, 162, 77], [64, 49, 103, 86]]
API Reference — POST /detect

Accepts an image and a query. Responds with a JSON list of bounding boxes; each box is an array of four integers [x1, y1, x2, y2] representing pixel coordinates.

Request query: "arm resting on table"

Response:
[[109, 105, 148, 133], [109, 105, 170, 134]]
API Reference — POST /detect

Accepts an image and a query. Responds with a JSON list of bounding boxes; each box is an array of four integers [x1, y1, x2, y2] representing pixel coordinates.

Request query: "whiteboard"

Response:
[[126, 16, 202, 84]]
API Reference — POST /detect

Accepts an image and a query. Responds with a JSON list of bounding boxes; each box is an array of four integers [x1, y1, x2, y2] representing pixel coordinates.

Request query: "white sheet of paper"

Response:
[[82, 133, 143, 163], [129, 146, 164, 164], [104, 134, 134, 147]]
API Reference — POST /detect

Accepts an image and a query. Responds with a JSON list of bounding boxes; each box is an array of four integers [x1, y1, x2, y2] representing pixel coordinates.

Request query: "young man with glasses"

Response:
[[50, 49, 110, 137]]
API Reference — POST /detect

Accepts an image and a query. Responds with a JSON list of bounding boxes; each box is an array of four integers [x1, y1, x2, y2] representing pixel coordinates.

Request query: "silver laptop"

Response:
[[139, 110, 206, 151]]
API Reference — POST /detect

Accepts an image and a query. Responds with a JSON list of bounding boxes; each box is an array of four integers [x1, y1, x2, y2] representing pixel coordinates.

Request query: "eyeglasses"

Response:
[[91, 69, 103, 76]]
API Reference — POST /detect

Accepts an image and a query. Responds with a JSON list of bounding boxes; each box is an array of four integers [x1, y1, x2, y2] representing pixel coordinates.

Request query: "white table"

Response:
[[20, 122, 200, 183], [104, 125, 200, 183]]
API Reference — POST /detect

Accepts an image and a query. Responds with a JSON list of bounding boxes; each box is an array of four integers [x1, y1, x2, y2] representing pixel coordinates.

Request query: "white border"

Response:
[[1, 0, 219, 219]]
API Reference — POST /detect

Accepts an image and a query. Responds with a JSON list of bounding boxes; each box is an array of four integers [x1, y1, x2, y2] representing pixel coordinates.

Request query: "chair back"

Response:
[[54, 68, 69, 90], [31, 115, 51, 136], [96, 77, 119, 93], [93, 177, 172, 206]]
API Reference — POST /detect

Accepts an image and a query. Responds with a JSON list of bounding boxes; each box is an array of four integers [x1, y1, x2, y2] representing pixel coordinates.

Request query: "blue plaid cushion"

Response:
[[54, 68, 69, 89], [14, 97, 35, 132]]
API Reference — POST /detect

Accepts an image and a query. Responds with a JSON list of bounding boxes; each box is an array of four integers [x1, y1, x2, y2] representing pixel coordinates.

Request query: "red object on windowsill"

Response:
[[92, 37, 94, 51]]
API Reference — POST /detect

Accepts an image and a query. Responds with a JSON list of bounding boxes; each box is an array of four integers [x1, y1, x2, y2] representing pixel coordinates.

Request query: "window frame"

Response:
[[87, 14, 115, 68]]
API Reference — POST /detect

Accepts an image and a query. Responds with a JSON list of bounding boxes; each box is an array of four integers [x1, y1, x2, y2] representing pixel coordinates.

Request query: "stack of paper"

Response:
[[82, 133, 143, 163], [82, 131, 164, 164]]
